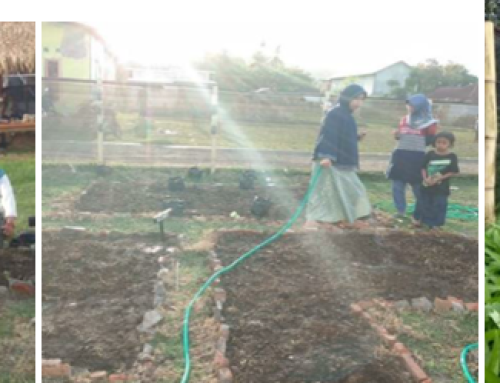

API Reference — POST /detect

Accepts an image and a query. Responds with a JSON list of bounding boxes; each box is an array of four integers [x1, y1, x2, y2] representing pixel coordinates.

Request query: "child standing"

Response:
[[387, 94, 438, 220], [305, 84, 371, 230], [415, 132, 459, 229]]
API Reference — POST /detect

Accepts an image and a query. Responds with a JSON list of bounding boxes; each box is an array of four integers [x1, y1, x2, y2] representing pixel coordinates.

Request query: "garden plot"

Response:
[[42, 230, 178, 373], [0, 248, 35, 287], [75, 180, 308, 220], [214, 230, 477, 382]]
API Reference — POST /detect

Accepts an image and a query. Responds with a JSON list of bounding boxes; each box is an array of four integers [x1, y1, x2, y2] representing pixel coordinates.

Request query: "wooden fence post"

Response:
[[486, 21, 497, 224]]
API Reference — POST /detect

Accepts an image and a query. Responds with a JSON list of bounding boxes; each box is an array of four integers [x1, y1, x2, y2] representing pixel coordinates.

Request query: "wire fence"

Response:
[[41, 78, 478, 169]]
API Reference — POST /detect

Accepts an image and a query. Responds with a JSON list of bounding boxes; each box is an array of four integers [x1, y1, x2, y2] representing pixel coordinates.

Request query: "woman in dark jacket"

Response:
[[305, 84, 371, 230]]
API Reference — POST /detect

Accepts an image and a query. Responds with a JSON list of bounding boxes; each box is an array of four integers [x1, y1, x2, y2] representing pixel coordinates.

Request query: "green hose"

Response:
[[461, 343, 478, 382], [179, 166, 478, 383], [180, 166, 323, 383]]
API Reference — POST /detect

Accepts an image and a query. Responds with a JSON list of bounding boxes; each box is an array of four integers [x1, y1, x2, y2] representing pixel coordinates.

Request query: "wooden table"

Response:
[[0, 121, 35, 133]]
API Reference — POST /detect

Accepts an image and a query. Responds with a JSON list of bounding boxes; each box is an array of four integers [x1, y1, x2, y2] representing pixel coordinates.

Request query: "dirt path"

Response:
[[42, 141, 478, 174]]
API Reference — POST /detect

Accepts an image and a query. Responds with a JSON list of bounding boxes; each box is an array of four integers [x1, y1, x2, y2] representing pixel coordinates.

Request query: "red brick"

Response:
[[381, 332, 397, 347], [90, 371, 108, 380], [213, 350, 230, 369], [10, 281, 35, 296], [358, 300, 374, 310], [109, 374, 129, 382], [384, 300, 395, 308], [218, 367, 233, 383], [376, 299, 393, 308], [447, 296, 464, 305], [465, 302, 478, 312], [401, 354, 428, 382], [434, 297, 452, 313], [361, 311, 372, 322], [42, 361, 71, 378], [350, 303, 363, 315], [374, 325, 388, 338], [42, 359, 62, 366], [393, 342, 410, 355]]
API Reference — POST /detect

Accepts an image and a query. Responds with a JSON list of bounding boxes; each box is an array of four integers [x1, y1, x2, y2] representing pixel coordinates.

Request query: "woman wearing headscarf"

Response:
[[305, 84, 372, 230], [387, 94, 438, 220]]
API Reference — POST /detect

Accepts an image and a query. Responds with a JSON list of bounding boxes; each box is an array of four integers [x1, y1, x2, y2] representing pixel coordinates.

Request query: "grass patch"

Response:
[[49, 113, 479, 158], [0, 299, 36, 383], [397, 310, 477, 382]]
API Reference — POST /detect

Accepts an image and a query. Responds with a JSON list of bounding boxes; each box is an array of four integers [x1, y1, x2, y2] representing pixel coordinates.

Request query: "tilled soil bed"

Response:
[[0, 248, 35, 286], [75, 181, 308, 220], [42, 230, 178, 372], [214, 230, 477, 382]]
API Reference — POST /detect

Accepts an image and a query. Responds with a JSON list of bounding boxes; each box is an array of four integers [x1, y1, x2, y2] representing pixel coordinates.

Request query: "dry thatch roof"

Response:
[[0, 22, 35, 75]]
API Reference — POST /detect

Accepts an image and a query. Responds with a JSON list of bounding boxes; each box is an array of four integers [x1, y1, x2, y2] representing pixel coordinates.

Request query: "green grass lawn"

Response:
[[0, 299, 36, 383], [68, 114, 479, 158], [394, 310, 477, 382]]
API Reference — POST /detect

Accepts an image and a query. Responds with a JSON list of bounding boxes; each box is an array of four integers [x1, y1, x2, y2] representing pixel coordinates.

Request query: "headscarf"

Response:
[[338, 84, 367, 111], [406, 94, 438, 129]]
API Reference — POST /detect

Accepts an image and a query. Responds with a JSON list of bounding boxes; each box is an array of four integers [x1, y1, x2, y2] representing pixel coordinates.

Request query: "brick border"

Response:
[[208, 250, 234, 383], [351, 296, 478, 383]]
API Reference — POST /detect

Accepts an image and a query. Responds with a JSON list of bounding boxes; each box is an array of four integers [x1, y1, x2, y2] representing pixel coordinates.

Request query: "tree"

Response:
[[386, 79, 407, 99], [404, 59, 477, 94], [194, 51, 317, 93]]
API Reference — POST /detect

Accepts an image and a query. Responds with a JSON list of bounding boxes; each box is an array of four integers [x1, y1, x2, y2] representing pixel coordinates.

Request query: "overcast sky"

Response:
[[88, 21, 480, 79]]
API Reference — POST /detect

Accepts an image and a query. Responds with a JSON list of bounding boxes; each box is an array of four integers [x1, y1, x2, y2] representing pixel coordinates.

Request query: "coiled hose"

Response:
[[180, 166, 323, 383], [461, 343, 478, 382]]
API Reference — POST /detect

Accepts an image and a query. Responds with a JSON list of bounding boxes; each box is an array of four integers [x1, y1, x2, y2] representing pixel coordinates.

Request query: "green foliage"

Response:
[[486, 0, 499, 22], [404, 59, 477, 94], [194, 52, 318, 93], [386, 79, 407, 99], [486, 225, 500, 382]]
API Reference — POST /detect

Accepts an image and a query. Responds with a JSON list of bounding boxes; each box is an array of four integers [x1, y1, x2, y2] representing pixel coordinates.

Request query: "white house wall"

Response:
[[373, 63, 411, 95], [330, 75, 375, 95], [90, 38, 116, 81]]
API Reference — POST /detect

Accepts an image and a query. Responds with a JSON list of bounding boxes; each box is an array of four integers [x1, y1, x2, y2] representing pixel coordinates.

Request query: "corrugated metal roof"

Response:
[[427, 84, 478, 104]]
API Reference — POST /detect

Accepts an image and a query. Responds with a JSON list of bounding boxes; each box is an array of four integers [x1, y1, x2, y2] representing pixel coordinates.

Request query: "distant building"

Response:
[[427, 84, 478, 104], [42, 22, 116, 81], [125, 64, 214, 85], [325, 61, 412, 96]]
